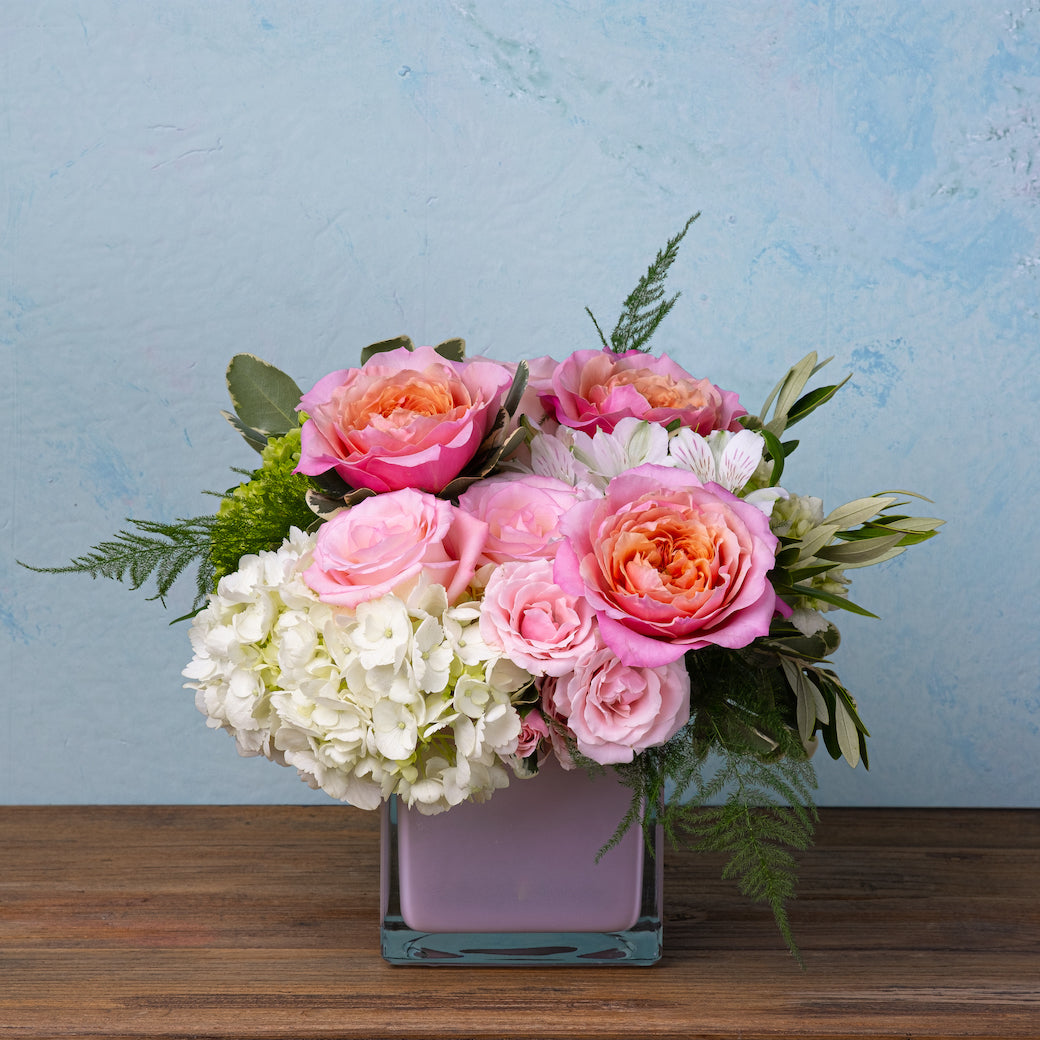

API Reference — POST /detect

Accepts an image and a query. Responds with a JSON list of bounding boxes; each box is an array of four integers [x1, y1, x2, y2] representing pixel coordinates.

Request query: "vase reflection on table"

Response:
[[380, 757, 663, 966]]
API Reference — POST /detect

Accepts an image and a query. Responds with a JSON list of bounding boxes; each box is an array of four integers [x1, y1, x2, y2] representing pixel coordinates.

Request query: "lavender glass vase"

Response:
[[379, 758, 662, 965]]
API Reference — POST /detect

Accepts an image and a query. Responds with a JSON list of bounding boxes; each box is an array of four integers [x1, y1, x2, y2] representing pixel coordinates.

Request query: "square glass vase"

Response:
[[380, 759, 662, 966]]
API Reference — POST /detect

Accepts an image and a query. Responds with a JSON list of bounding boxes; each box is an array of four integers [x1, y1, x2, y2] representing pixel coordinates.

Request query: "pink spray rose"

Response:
[[479, 558, 601, 677], [303, 487, 487, 609], [515, 708, 550, 759], [553, 464, 781, 667], [296, 345, 514, 494], [457, 473, 585, 565], [539, 348, 746, 435], [547, 648, 691, 765]]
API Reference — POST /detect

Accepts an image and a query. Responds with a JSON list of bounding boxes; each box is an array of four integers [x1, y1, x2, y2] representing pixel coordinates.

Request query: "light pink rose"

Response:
[[303, 488, 487, 608], [547, 648, 690, 765], [515, 709, 550, 758], [538, 348, 746, 435], [296, 345, 514, 494], [457, 474, 584, 565], [479, 559, 601, 677], [553, 464, 780, 667]]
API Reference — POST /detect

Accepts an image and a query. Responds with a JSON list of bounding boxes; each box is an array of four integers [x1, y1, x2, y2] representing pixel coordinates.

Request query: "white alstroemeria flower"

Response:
[[669, 427, 765, 492], [527, 431, 596, 488], [569, 418, 672, 484]]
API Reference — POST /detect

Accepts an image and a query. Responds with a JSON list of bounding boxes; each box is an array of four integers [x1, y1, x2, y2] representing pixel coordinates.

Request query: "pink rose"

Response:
[[547, 648, 690, 765], [479, 559, 601, 677], [457, 474, 584, 565], [515, 709, 550, 758], [538, 348, 746, 435], [296, 345, 514, 494], [553, 464, 780, 667], [303, 488, 487, 608]]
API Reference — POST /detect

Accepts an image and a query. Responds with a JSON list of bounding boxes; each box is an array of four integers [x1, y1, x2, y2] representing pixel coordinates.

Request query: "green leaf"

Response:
[[795, 523, 841, 561], [758, 428, 786, 486], [360, 335, 414, 365], [823, 496, 899, 528], [220, 409, 273, 454], [814, 532, 907, 566], [225, 354, 303, 441], [776, 582, 879, 618], [872, 515, 945, 534], [502, 360, 529, 418], [781, 658, 828, 744], [433, 337, 466, 362], [784, 374, 851, 427], [760, 620, 842, 662], [773, 352, 820, 426], [833, 697, 861, 768]]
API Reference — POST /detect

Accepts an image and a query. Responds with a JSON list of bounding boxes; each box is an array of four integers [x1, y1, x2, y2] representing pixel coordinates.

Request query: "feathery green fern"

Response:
[[20, 516, 217, 614], [587, 212, 700, 354]]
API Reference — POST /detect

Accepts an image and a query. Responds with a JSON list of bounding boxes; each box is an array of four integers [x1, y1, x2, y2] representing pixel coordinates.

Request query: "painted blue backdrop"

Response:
[[2, 2, 1037, 805]]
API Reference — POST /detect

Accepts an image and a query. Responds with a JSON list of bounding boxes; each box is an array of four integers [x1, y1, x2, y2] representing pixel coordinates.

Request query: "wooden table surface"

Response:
[[1, 805, 1037, 1040]]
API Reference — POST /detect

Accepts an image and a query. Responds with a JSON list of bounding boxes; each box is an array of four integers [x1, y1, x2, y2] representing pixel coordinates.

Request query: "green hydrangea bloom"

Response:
[[210, 428, 317, 582]]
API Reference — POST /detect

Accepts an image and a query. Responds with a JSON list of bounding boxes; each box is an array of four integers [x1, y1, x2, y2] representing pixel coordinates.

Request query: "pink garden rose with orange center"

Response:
[[302, 487, 487, 609], [296, 345, 514, 494], [538, 348, 746, 435], [553, 464, 781, 668]]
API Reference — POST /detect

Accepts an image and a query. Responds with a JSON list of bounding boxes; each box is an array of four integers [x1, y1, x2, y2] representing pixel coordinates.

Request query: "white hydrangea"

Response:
[[183, 532, 530, 815]]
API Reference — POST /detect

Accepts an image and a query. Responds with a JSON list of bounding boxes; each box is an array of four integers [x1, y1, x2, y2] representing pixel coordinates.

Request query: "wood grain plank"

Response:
[[0, 807, 1036, 1039]]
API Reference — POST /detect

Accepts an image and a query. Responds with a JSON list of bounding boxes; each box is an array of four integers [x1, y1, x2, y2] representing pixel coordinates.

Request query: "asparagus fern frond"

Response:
[[588, 213, 700, 354], [20, 516, 217, 613]]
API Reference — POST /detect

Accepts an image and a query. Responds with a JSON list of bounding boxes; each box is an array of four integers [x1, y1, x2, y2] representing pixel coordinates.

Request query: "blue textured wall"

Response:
[[3, 3, 1038, 805]]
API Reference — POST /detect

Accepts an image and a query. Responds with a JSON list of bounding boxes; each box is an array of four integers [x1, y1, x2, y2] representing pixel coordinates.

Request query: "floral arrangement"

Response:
[[31, 216, 941, 957]]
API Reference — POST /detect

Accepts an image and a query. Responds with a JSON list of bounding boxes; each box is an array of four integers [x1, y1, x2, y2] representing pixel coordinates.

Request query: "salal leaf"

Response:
[[225, 354, 303, 441]]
